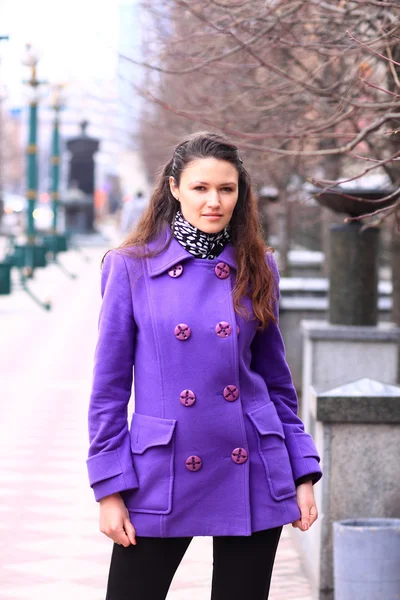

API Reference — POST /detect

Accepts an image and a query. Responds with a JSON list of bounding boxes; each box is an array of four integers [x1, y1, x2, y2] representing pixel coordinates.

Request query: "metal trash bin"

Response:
[[333, 518, 400, 599]]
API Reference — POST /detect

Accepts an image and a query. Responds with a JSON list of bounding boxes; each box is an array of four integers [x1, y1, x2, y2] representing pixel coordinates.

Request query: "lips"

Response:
[[203, 214, 222, 217]]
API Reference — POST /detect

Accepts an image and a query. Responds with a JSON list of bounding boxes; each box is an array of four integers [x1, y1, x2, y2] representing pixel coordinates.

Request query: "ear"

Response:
[[169, 176, 179, 201]]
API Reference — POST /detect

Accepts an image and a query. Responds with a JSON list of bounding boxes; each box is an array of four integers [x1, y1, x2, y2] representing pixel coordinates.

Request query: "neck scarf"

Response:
[[171, 210, 231, 259]]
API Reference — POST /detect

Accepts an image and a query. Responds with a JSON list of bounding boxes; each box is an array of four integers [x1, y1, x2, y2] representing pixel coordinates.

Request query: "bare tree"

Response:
[[131, 1, 399, 189], [126, 0, 400, 307]]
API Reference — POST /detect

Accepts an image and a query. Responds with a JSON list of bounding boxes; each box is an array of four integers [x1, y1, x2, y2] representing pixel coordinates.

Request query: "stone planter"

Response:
[[0, 260, 12, 294]]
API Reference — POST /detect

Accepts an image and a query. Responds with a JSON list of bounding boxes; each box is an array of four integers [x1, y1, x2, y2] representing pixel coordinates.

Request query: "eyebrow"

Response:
[[190, 181, 238, 186]]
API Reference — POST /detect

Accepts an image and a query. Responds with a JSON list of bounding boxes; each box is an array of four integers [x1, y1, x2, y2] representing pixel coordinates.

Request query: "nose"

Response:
[[206, 191, 221, 209]]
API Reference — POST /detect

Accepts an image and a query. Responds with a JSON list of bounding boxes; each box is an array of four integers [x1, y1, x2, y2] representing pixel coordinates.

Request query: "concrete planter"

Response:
[[12, 243, 48, 270], [0, 260, 12, 294], [42, 233, 68, 254], [333, 518, 400, 599]]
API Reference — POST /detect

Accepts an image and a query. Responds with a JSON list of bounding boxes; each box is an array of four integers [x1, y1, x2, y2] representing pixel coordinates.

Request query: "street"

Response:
[[0, 232, 313, 600]]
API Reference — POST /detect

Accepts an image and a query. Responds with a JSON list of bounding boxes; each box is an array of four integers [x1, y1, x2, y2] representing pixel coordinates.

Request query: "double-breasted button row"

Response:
[[168, 262, 231, 281], [180, 385, 239, 407], [175, 322, 239, 340], [169, 264, 234, 342], [185, 448, 248, 471]]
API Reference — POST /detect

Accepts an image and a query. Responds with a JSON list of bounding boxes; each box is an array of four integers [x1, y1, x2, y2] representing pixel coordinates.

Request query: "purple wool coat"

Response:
[[87, 228, 322, 537]]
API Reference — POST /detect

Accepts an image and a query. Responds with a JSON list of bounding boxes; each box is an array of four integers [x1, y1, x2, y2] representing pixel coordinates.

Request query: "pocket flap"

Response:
[[247, 403, 285, 439], [130, 413, 177, 454]]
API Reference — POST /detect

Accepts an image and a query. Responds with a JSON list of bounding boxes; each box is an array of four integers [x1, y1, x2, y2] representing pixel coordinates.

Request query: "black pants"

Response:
[[105, 526, 283, 600]]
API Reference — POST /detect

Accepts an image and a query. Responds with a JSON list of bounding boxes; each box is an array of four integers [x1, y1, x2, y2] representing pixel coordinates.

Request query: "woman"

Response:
[[87, 131, 322, 600]]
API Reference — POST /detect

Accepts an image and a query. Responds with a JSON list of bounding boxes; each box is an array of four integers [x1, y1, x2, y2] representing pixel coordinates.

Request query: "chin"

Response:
[[198, 220, 228, 234]]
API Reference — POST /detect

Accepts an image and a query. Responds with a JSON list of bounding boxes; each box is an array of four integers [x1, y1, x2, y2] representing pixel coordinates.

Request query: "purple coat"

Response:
[[87, 228, 322, 537]]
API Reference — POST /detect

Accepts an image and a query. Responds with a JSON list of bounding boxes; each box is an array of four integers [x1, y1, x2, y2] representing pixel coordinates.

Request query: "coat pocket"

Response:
[[127, 413, 177, 514], [247, 403, 296, 501]]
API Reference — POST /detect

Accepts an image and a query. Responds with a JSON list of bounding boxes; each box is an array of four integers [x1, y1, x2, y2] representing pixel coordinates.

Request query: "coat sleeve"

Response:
[[86, 250, 139, 501], [250, 252, 322, 486]]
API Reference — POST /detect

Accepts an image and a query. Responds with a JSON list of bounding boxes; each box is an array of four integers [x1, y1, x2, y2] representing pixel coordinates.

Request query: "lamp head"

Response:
[[22, 43, 40, 68]]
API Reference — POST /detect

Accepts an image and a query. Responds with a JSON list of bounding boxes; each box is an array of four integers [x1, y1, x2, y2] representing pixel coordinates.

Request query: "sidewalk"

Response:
[[0, 233, 313, 600]]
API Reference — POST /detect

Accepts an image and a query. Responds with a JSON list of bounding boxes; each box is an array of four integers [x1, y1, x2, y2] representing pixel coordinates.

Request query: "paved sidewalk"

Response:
[[0, 236, 313, 600]]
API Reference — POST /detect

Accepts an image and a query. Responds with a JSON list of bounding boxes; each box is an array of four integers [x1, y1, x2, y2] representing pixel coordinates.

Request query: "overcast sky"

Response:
[[0, 0, 143, 184]]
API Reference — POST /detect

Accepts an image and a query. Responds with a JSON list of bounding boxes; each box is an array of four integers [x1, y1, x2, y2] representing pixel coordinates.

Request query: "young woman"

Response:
[[87, 131, 322, 600]]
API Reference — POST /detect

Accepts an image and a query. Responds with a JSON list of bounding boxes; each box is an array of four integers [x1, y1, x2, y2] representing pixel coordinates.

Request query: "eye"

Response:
[[194, 185, 206, 191], [221, 187, 234, 192]]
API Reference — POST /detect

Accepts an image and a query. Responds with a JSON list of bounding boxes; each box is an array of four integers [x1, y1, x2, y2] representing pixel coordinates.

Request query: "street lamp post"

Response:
[[22, 44, 45, 242], [0, 36, 11, 295], [51, 87, 61, 233], [0, 35, 9, 230], [16, 43, 50, 276], [1, 43, 52, 308], [43, 83, 69, 255], [26, 96, 38, 241]]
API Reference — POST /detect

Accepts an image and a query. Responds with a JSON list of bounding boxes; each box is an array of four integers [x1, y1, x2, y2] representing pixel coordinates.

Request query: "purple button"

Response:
[[231, 448, 248, 464], [180, 389, 196, 407], [174, 324, 191, 341], [168, 264, 183, 278], [215, 262, 230, 280], [216, 321, 232, 338], [185, 455, 202, 472], [223, 385, 239, 402]]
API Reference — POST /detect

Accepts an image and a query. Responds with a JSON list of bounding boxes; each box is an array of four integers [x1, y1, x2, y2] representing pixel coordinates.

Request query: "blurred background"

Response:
[[0, 0, 148, 235], [0, 2, 400, 599]]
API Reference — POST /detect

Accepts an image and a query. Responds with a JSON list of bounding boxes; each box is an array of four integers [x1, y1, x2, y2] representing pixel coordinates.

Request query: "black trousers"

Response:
[[105, 526, 283, 600]]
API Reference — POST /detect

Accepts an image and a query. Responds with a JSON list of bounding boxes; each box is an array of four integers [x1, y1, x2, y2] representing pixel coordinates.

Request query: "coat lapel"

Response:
[[147, 225, 237, 277]]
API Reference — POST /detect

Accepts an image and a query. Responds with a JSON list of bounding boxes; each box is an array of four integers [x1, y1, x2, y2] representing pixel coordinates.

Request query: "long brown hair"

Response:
[[118, 131, 276, 329]]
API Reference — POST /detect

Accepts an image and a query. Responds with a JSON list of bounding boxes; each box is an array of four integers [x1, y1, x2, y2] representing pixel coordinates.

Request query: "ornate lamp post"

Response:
[[22, 44, 42, 240], [4, 43, 52, 309], [0, 35, 9, 229], [18, 43, 49, 273], [40, 84, 76, 280], [0, 35, 11, 295], [44, 83, 68, 254], [51, 85, 62, 231]]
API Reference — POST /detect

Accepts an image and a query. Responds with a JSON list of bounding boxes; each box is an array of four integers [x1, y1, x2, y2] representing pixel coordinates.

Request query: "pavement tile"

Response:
[[15, 537, 110, 559], [4, 557, 107, 581], [0, 581, 103, 600], [0, 571, 60, 588]]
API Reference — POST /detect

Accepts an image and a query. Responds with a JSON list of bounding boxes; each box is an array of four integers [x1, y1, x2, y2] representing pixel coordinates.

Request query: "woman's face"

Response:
[[169, 158, 239, 233]]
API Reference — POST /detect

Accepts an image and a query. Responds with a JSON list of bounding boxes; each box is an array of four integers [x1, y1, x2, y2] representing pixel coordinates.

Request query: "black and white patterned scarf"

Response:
[[171, 210, 231, 259]]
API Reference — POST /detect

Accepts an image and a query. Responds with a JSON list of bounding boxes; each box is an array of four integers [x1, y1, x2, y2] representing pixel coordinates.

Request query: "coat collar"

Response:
[[146, 226, 237, 277]]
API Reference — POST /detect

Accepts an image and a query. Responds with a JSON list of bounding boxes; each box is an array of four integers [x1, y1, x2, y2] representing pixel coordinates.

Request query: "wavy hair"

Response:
[[118, 131, 277, 328]]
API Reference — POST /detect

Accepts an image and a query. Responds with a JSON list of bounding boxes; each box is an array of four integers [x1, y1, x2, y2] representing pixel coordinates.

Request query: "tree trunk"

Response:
[[385, 45, 400, 381], [277, 190, 290, 277], [391, 223, 400, 323], [319, 140, 342, 277]]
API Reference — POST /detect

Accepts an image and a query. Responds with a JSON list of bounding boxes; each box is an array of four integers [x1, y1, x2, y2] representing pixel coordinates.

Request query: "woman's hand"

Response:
[[99, 492, 137, 547], [292, 481, 318, 532]]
